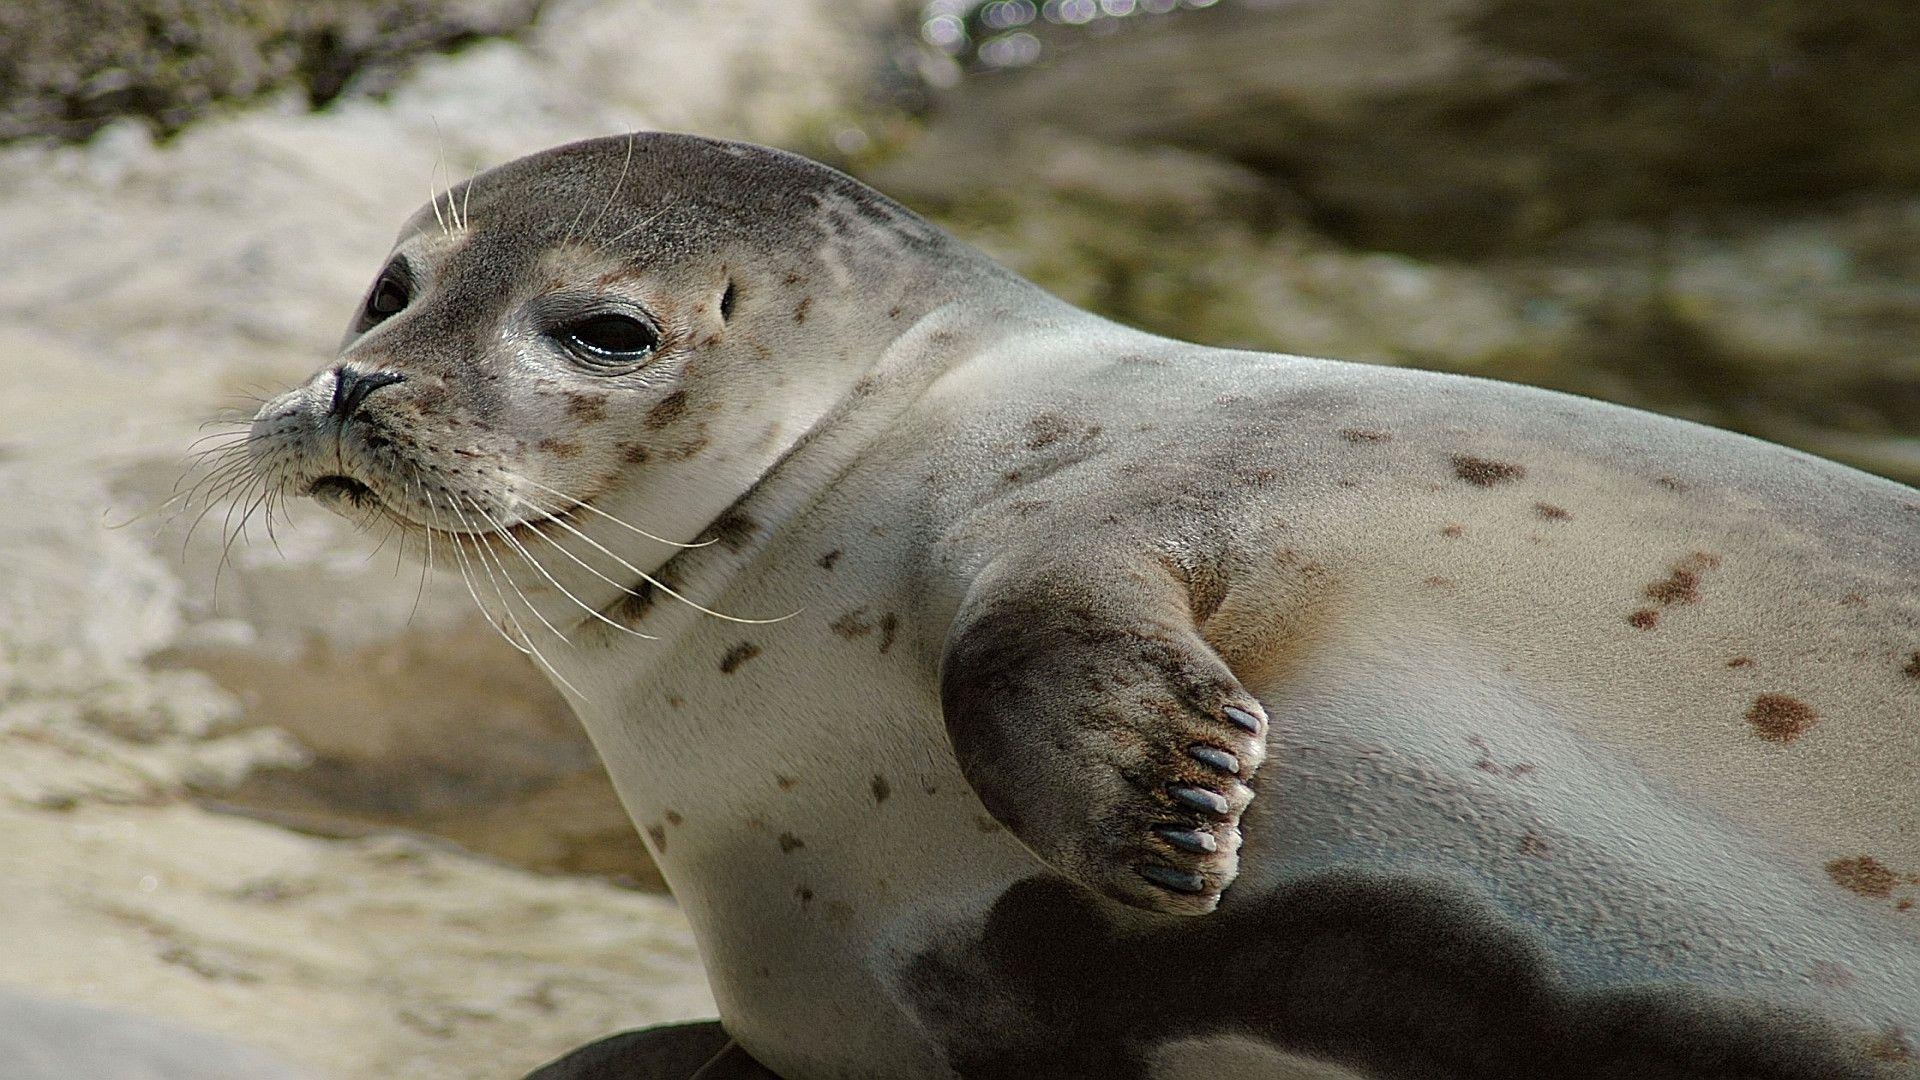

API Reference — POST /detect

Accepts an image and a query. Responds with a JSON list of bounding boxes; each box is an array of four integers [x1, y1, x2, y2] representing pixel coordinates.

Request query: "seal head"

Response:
[[249, 133, 989, 609]]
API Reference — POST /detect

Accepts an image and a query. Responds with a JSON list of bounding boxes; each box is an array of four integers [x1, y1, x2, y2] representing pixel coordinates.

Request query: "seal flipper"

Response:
[[939, 555, 1269, 915]]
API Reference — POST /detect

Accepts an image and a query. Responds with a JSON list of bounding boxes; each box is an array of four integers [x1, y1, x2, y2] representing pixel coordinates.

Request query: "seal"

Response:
[[246, 132, 1920, 1079]]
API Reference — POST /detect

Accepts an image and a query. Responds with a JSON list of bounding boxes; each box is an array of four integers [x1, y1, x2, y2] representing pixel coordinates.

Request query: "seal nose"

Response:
[[329, 365, 405, 422]]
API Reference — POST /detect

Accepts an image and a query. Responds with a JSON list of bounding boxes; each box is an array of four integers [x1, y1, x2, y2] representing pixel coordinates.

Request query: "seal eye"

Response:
[[363, 271, 409, 325], [558, 313, 659, 368]]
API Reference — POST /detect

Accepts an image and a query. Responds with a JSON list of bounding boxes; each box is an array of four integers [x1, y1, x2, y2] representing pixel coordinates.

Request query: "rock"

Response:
[[0, 988, 316, 1080], [0, 802, 713, 1078], [0, 0, 546, 143], [914, 0, 1920, 257]]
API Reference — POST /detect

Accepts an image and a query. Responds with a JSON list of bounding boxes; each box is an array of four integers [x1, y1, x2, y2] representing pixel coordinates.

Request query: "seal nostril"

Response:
[[330, 366, 406, 422]]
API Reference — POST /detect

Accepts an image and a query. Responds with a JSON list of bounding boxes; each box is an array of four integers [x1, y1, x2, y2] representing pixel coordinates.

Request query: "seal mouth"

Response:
[[309, 474, 379, 508]]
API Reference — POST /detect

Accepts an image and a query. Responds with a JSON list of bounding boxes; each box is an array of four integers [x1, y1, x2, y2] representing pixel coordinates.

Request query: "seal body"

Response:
[[248, 134, 1920, 1079]]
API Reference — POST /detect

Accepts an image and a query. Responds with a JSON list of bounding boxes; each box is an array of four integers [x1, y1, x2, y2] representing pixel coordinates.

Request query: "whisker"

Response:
[[430, 489, 529, 656], [212, 487, 270, 605], [483, 496, 660, 641], [459, 494, 591, 702], [580, 134, 636, 244], [518, 495, 798, 625], [427, 173, 448, 235], [506, 471, 715, 549], [463, 494, 572, 647], [106, 482, 200, 529], [586, 204, 670, 263], [408, 476, 434, 625]]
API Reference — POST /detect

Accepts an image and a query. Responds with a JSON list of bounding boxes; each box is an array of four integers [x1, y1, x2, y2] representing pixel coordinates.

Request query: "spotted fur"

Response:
[[252, 134, 1920, 1080]]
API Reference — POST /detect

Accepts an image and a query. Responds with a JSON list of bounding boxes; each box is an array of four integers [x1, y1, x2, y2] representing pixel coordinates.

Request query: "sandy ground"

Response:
[[0, 1, 890, 1075]]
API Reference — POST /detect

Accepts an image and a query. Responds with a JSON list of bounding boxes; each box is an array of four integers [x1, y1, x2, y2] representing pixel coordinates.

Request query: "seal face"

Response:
[[249, 133, 1920, 1079]]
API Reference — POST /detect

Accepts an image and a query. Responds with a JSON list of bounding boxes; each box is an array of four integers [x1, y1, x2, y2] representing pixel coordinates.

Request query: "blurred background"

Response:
[[0, 0, 1914, 1076]]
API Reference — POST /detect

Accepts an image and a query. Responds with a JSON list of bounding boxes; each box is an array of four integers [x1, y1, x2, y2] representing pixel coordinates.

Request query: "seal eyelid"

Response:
[[554, 312, 660, 371], [720, 279, 737, 321]]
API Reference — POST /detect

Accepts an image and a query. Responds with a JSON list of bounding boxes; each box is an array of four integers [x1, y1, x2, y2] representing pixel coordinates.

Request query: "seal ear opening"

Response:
[[720, 279, 737, 322]]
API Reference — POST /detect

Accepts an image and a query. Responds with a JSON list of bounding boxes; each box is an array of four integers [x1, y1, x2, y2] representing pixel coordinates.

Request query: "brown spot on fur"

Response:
[[794, 885, 813, 905], [1903, 651, 1920, 679], [878, 613, 898, 654], [783, 272, 803, 286], [1656, 475, 1689, 492], [1628, 608, 1659, 629], [1840, 592, 1867, 607], [818, 549, 843, 570], [793, 296, 812, 323], [663, 426, 711, 460], [1645, 551, 1721, 606], [1533, 502, 1571, 521], [1826, 856, 1899, 899], [1868, 1025, 1915, 1063], [887, 306, 902, 318], [536, 438, 581, 458], [644, 824, 667, 851], [830, 609, 875, 639], [778, 832, 805, 854], [646, 390, 689, 429], [664, 810, 684, 826], [1807, 960, 1857, 989], [975, 815, 1003, 834], [1425, 576, 1455, 589], [871, 775, 891, 804], [775, 775, 797, 791], [1727, 656, 1753, 668], [1440, 523, 1465, 538], [1338, 428, 1390, 443], [1026, 413, 1072, 450], [1747, 693, 1817, 743], [565, 392, 608, 423], [617, 441, 651, 464], [1647, 570, 1702, 606], [1518, 832, 1550, 858], [708, 511, 759, 552], [1451, 456, 1525, 487], [719, 642, 760, 673], [666, 694, 683, 709], [1902, 898, 1915, 912]]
